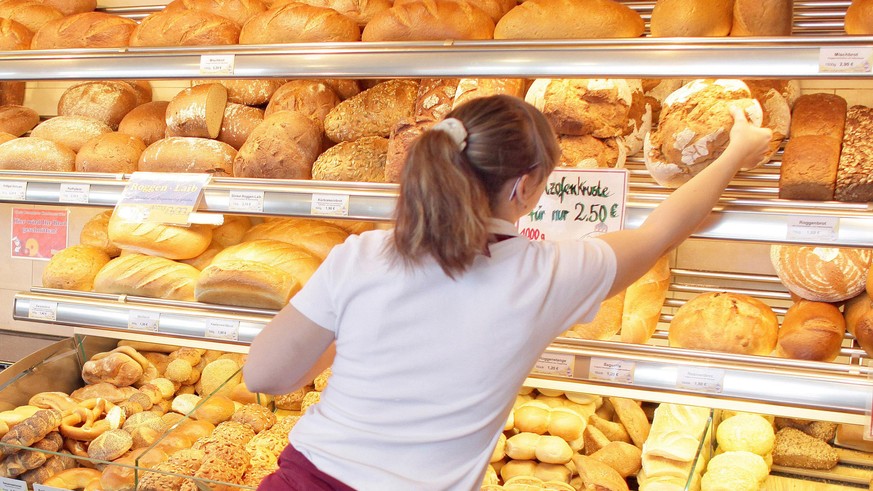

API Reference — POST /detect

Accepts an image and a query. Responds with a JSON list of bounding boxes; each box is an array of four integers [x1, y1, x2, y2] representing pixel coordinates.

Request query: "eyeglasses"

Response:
[[508, 163, 541, 202]]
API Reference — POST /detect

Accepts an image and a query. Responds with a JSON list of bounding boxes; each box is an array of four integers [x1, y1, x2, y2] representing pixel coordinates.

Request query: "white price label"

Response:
[[34, 484, 68, 491], [0, 477, 27, 491], [589, 358, 635, 384], [128, 311, 160, 332], [199, 54, 235, 75], [28, 300, 57, 321], [205, 318, 240, 341], [228, 190, 265, 213], [311, 193, 350, 217], [787, 216, 839, 242], [0, 181, 26, 200], [59, 183, 90, 204], [676, 366, 725, 394], [532, 353, 575, 377], [820, 47, 873, 73]]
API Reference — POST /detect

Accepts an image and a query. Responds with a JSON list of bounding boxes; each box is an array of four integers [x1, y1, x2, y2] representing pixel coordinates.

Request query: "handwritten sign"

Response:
[[516, 169, 628, 241], [532, 354, 575, 378], [11, 208, 68, 260], [787, 216, 838, 242], [115, 172, 210, 225], [820, 47, 873, 73]]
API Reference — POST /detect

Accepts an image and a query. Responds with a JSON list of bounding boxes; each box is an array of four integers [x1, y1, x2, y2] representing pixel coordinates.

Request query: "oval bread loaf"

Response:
[[93, 253, 201, 300], [0, 81, 24, 106], [58, 81, 139, 130], [197, 79, 283, 106], [0, 104, 39, 136], [239, 2, 361, 43], [118, 101, 169, 146], [771, 245, 872, 302], [0, 18, 33, 50], [845, 293, 873, 358], [31, 12, 136, 48], [494, 0, 643, 39], [233, 110, 322, 179], [243, 218, 349, 260], [362, 0, 494, 41], [0, 137, 75, 171], [76, 132, 146, 173], [164, 0, 267, 27], [650, 0, 733, 37], [107, 212, 213, 260], [265, 80, 340, 128], [731, 0, 792, 36], [130, 9, 240, 46], [42, 244, 111, 291], [36, 0, 96, 16], [217, 103, 264, 150], [324, 79, 418, 143], [138, 137, 236, 175], [286, 0, 391, 25], [0, 0, 63, 33], [312, 136, 388, 182], [776, 300, 846, 362], [394, 0, 514, 23], [30, 115, 114, 153], [166, 83, 228, 139], [80, 210, 121, 257]]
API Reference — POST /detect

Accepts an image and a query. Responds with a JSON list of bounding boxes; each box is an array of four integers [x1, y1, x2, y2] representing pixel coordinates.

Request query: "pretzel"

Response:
[[60, 399, 112, 442]]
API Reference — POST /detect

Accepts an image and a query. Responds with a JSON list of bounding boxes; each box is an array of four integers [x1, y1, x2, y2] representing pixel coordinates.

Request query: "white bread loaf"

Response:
[[283, 0, 392, 25], [197, 79, 283, 106], [776, 300, 845, 362], [42, 244, 111, 291], [0, 104, 39, 136], [107, 212, 213, 260], [650, 0, 733, 37], [138, 137, 236, 176], [311, 136, 388, 183], [621, 255, 670, 344], [239, 3, 360, 43], [164, 0, 267, 27], [165, 83, 228, 139], [0, 0, 62, 33], [31, 12, 136, 48], [771, 245, 872, 302], [76, 132, 146, 173], [93, 254, 200, 301], [57, 81, 139, 130], [324, 79, 418, 143], [80, 210, 120, 257], [318, 218, 375, 235], [30, 116, 113, 153], [118, 101, 169, 147], [179, 241, 223, 270], [645, 404, 711, 462], [216, 103, 264, 150], [731, 0, 792, 36], [494, 0, 643, 39], [362, 0, 493, 41], [211, 215, 252, 247], [452, 78, 525, 109], [0, 18, 32, 50], [846, 0, 873, 34], [265, 80, 340, 129], [233, 110, 321, 179], [130, 9, 240, 46], [0, 137, 75, 171], [242, 218, 349, 260]]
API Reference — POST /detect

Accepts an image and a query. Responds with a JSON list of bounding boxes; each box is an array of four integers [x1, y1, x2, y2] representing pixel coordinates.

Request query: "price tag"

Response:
[[199, 54, 235, 75], [59, 183, 90, 204], [787, 216, 838, 242], [205, 318, 240, 341], [589, 357, 634, 384], [0, 181, 26, 200], [28, 300, 57, 321], [532, 353, 575, 378], [676, 366, 725, 394], [228, 190, 265, 213], [0, 477, 27, 491], [116, 172, 211, 225], [516, 168, 628, 241], [35, 484, 68, 491], [819, 47, 873, 73], [128, 311, 160, 332], [311, 193, 350, 217]]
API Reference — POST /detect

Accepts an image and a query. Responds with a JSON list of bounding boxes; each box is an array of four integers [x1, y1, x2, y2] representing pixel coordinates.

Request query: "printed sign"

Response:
[[35, 484, 68, 491], [589, 357, 635, 385], [28, 300, 58, 321], [228, 190, 265, 213], [11, 208, 68, 260], [820, 47, 873, 73], [0, 477, 27, 491], [128, 311, 160, 332], [676, 366, 725, 394], [0, 181, 26, 200], [115, 172, 210, 225], [787, 216, 839, 242], [311, 193, 350, 217], [205, 318, 240, 341], [59, 183, 90, 204], [199, 54, 235, 75], [516, 168, 628, 241], [532, 353, 575, 378]]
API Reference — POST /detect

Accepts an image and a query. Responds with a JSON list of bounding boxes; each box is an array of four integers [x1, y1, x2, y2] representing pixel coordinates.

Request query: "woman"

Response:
[[244, 94, 772, 490]]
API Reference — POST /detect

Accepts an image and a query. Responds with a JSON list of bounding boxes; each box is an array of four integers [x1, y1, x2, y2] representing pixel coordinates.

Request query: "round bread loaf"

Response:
[[130, 9, 240, 46], [845, 293, 873, 358], [324, 79, 418, 142], [0, 18, 32, 50], [118, 101, 169, 146], [197, 79, 283, 106], [776, 300, 846, 362], [642, 79, 683, 121], [0, 137, 75, 171], [58, 81, 139, 130], [165, 83, 228, 139], [668, 291, 778, 356], [0, 104, 39, 136], [312, 136, 388, 182], [846, 0, 873, 34], [393, 0, 513, 23], [217, 103, 264, 150], [31, 12, 136, 48], [0, 0, 63, 33], [744, 79, 800, 109], [746, 82, 790, 166], [452, 78, 526, 108], [770, 245, 872, 302], [650, 0, 733, 37], [35, 0, 96, 15], [233, 110, 321, 179], [240, 3, 361, 43], [385, 118, 428, 183], [80, 210, 121, 257], [494, 0, 643, 39], [362, 0, 493, 41], [122, 80, 153, 106], [30, 115, 113, 153], [42, 244, 111, 291], [76, 132, 146, 173], [557, 134, 624, 168], [138, 137, 236, 175], [731, 0, 792, 36], [164, 0, 267, 27], [265, 80, 340, 128], [716, 413, 775, 456], [107, 213, 213, 260]]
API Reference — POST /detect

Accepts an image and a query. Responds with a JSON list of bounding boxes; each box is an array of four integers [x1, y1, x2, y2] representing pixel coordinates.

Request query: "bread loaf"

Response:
[[324, 79, 418, 143], [0, 409, 62, 456], [288, 0, 392, 25], [362, 0, 494, 41], [770, 245, 872, 302], [35, 0, 95, 15], [669, 291, 778, 355], [0, 104, 39, 136], [566, 291, 624, 340], [844, 293, 873, 357], [166, 83, 228, 139], [316, 78, 361, 100], [58, 81, 139, 130], [118, 101, 169, 146], [401, 0, 514, 23], [776, 300, 845, 361], [138, 137, 236, 175], [0, 0, 62, 33], [572, 454, 630, 491], [0, 17, 32, 50], [312, 136, 388, 182], [200, 79, 283, 106], [30, 115, 113, 153], [0, 132, 15, 145], [212, 215, 252, 247], [385, 118, 429, 183], [731, 0, 792, 36], [413, 78, 459, 121], [778, 135, 841, 201], [772, 427, 838, 470], [108, 212, 213, 260], [122, 80, 154, 106], [790, 93, 847, 139], [0, 81, 24, 106], [0, 137, 75, 171], [557, 134, 624, 169], [494, 0, 643, 39], [42, 244, 110, 291], [621, 255, 670, 344], [747, 81, 791, 166], [31, 11, 136, 48], [164, 0, 266, 26], [240, 2, 360, 43], [216, 103, 264, 150], [82, 351, 144, 386], [265, 80, 340, 129], [243, 218, 349, 259], [130, 9, 240, 46], [75, 132, 146, 173], [93, 254, 201, 300], [452, 78, 526, 109], [846, 0, 873, 34], [233, 110, 322, 179], [650, 0, 733, 37], [835, 105, 873, 202], [81, 210, 120, 257]]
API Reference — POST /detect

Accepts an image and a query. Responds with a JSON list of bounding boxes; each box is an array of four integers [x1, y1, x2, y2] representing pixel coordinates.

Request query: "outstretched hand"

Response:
[[727, 106, 773, 170]]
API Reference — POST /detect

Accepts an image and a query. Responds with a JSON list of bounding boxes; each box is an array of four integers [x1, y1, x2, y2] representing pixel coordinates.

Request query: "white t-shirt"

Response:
[[289, 218, 617, 491]]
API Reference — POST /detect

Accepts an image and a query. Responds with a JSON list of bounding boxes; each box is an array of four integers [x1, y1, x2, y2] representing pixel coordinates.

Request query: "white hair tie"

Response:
[[432, 117, 467, 151]]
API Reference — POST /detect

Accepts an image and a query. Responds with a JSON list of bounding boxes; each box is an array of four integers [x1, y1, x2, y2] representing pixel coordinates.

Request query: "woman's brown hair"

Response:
[[391, 94, 560, 278]]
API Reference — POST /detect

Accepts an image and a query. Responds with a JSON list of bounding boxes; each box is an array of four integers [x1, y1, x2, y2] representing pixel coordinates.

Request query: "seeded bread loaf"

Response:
[[772, 427, 838, 470], [312, 136, 388, 182], [324, 79, 419, 143], [835, 105, 873, 202]]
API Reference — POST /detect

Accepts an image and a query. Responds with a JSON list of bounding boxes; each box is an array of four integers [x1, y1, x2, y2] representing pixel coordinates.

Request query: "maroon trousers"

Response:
[[257, 444, 356, 491]]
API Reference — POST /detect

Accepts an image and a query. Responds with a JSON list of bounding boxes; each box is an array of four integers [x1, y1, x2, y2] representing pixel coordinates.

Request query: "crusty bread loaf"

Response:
[[0, 17, 32, 50], [283, 0, 392, 25], [621, 255, 670, 344], [76, 132, 146, 173], [265, 80, 340, 129], [770, 245, 872, 302], [217, 103, 264, 150], [130, 9, 240, 46], [316, 78, 360, 100], [0, 104, 39, 136], [165, 83, 228, 139], [0, 81, 24, 106], [362, 0, 493, 41], [123, 80, 154, 106], [414, 78, 459, 121], [164, 0, 267, 26], [846, 0, 873, 34], [0, 132, 15, 145], [385, 118, 429, 183], [80, 210, 120, 257], [35, 0, 95, 15], [748, 82, 791, 166], [233, 110, 322, 179], [778, 135, 841, 201], [557, 134, 624, 169], [790, 93, 847, 139], [731, 0, 792, 36], [777, 300, 845, 362], [324, 79, 418, 143], [650, 0, 733, 37], [526, 78, 643, 138], [108, 212, 213, 260], [240, 2, 360, 43], [198, 79, 283, 106], [0, 137, 75, 171], [93, 254, 201, 301], [835, 105, 873, 202], [30, 115, 113, 153], [118, 101, 169, 146], [395, 0, 513, 23], [57, 81, 139, 130], [452, 78, 525, 109], [773, 427, 838, 470], [669, 291, 778, 355], [566, 291, 624, 340], [31, 11, 136, 48], [312, 136, 388, 182], [0, 0, 62, 34], [495, 0, 643, 39], [42, 244, 110, 291], [845, 293, 873, 358], [243, 218, 349, 260], [138, 137, 236, 176]]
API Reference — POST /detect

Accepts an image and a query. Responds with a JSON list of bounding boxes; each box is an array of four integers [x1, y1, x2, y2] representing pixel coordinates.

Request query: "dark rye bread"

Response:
[[772, 427, 839, 470], [835, 105, 873, 202]]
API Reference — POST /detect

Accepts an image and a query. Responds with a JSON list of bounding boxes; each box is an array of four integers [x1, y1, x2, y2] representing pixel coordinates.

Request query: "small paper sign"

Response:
[[205, 318, 240, 341], [532, 353, 575, 378], [0, 477, 27, 491], [517, 169, 628, 241], [11, 208, 69, 260], [28, 300, 57, 321], [228, 190, 265, 213], [819, 47, 873, 73], [199, 54, 235, 75], [0, 181, 26, 201], [128, 311, 160, 332], [676, 366, 725, 394], [311, 193, 350, 217], [59, 183, 90, 204], [589, 357, 634, 384], [35, 484, 68, 491], [115, 172, 211, 225], [787, 216, 838, 242]]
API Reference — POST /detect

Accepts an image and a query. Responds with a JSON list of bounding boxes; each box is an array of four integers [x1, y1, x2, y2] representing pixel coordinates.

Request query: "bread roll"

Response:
[[164, 0, 267, 26], [0, 18, 32, 50], [0, 137, 75, 171], [0, 0, 62, 33], [363, 0, 494, 41], [81, 210, 120, 257], [650, 0, 733, 37], [108, 212, 213, 260], [240, 3, 360, 43], [265, 80, 340, 129], [130, 9, 240, 46], [29, 115, 112, 153], [731, 0, 792, 36], [286, 0, 391, 25], [324, 79, 418, 143], [452, 78, 526, 108], [57, 81, 139, 130], [0, 104, 39, 136], [770, 245, 872, 302], [495, 0, 643, 39], [835, 105, 873, 202], [844, 293, 873, 357], [778, 135, 841, 201], [31, 12, 136, 48], [75, 132, 146, 173], [166, 83, 228, 139], [312, 136, 388, 182], [138, 137, 236, 175], [790, 92, 847, 139], [776, 300, 845, 362], [846, 0, 873, 34], [591, 442, 642, 478], [199, 79, 283, 106], [93, 254, 200, 300], [118, 101, 170, 146], [42, 244, 110, 291], [233, 110, 322, 179], [621, 255, 670, 344], [243, 218, 349, 259], [216, 103, 264, 150]]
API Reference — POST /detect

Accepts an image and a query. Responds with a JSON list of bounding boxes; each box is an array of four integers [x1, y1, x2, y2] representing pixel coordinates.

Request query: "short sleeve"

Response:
[[290, 251, 339, 333]]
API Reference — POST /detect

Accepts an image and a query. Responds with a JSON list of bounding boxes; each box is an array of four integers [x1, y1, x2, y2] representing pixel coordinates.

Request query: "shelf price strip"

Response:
[[675, 366, 725, 394]]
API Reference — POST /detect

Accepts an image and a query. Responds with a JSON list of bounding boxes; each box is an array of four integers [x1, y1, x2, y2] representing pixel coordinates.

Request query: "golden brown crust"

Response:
[[31, 11, 135, 48], [130, 9, 240, 46], [363, 0, 494, 41], [495, 0, 643, 39], [240, 2, 360, 43]]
